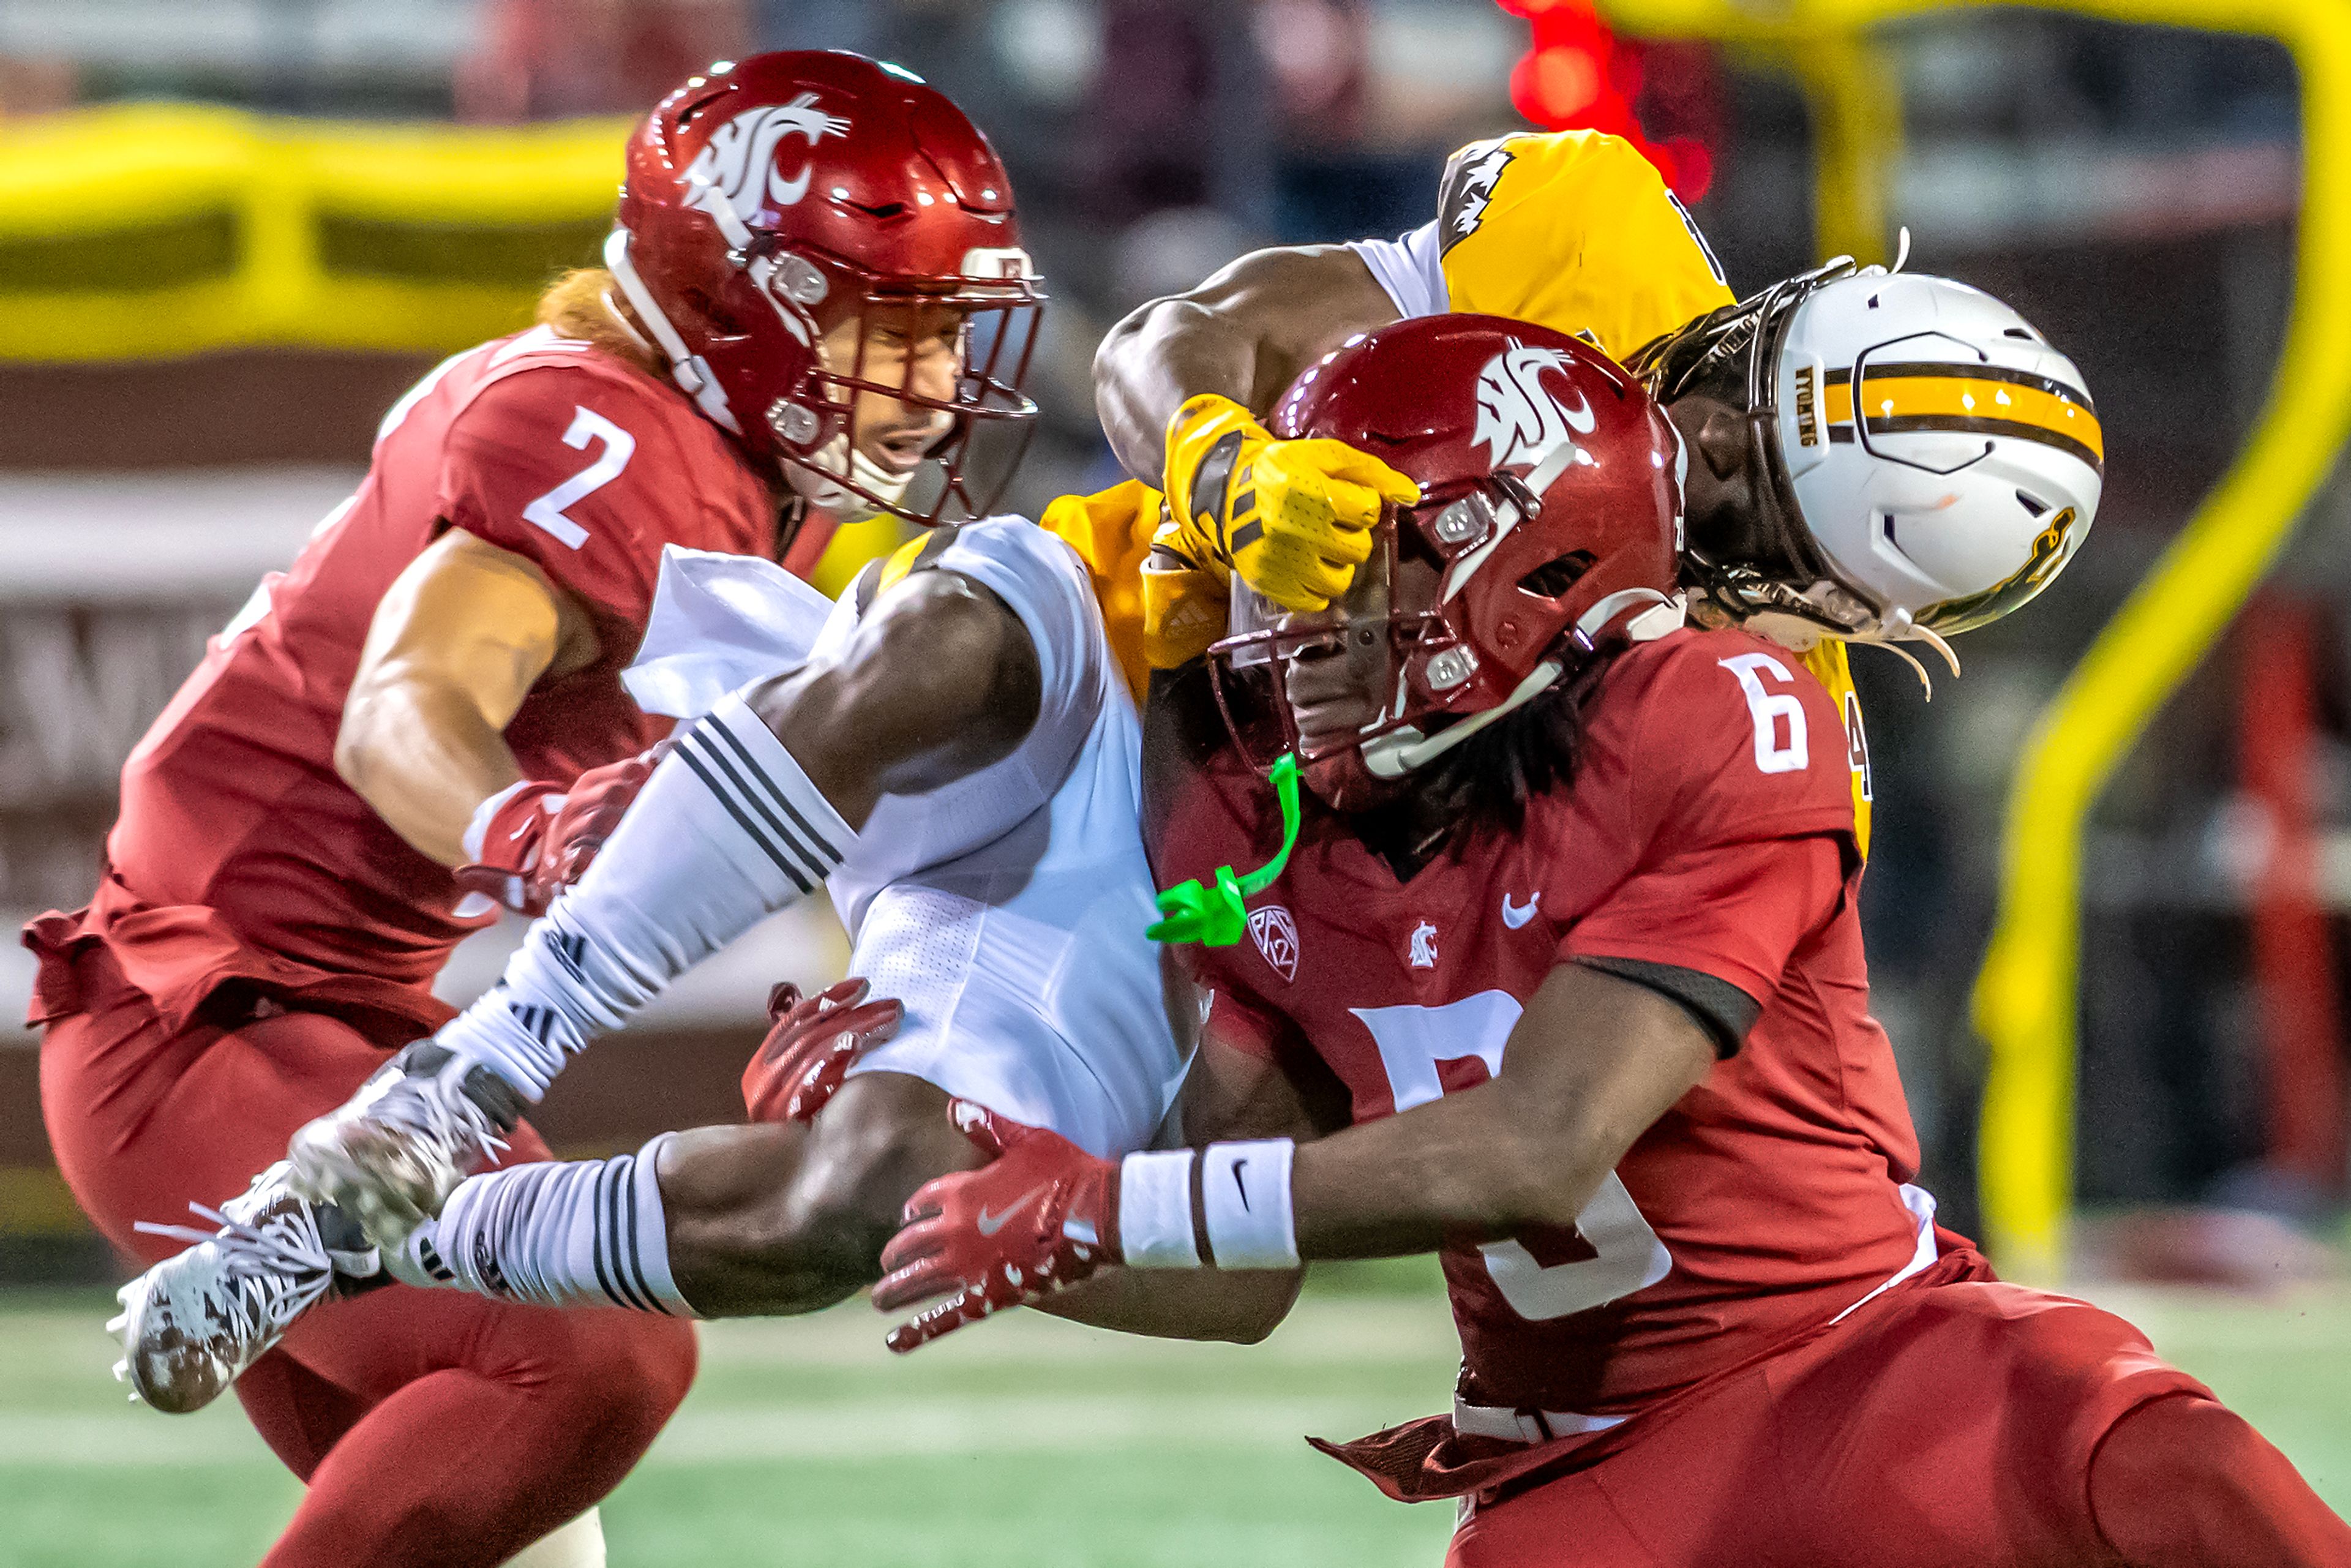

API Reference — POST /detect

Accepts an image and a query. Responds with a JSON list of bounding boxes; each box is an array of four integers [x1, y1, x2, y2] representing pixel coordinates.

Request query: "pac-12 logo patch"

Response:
[[1248, 905, 1299, 983], [1472, 342, 1595, 479], [682, 92, 850, 230]]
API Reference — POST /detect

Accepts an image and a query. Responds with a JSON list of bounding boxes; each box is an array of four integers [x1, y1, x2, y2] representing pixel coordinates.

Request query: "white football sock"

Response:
[[438, 692, 853, 1099], [424, 1135, 695, 1316]]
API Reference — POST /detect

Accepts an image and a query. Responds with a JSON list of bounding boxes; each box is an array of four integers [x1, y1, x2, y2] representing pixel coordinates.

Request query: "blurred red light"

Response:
[[1528, 47, 1602, 119], [1497, 0, 1715, 204]]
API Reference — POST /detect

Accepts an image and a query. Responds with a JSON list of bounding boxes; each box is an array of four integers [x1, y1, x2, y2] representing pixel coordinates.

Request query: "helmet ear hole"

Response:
[[2015, 489, 2051, 517], [1517, 552, 1593, 599]]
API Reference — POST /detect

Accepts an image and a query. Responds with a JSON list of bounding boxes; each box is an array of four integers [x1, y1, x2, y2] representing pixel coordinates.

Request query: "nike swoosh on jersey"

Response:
[[1501, 893, 1540, 928], [977, 1184, 1051, 1237]]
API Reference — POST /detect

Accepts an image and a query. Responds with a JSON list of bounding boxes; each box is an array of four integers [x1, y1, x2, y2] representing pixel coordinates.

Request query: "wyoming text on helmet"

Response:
[[606, 50, 1043, 524], [1627, 242, 2102, 673], [1212, 314, 1685, 808]]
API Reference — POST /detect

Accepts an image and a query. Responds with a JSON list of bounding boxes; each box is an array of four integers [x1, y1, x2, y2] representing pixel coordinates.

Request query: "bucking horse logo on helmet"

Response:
[[683, 93, 852, 229], [1472, 342, 1596, 481]]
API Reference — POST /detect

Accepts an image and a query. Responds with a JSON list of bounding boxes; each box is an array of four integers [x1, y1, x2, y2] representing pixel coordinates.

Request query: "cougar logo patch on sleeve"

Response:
[[1438, 139, 1515, 252], [683, 93, 851, 228]]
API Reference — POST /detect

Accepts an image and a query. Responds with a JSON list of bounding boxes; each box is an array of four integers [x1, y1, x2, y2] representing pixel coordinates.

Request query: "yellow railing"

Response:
[[0, 104, 631, 361], [1603, 0, 2351, 1278], [0, 100, 909, 626]]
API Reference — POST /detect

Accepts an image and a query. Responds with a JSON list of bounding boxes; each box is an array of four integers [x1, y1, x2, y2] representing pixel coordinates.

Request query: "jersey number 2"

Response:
[[523, 407, 636, 549], [1350, 991, 1671, 1321]]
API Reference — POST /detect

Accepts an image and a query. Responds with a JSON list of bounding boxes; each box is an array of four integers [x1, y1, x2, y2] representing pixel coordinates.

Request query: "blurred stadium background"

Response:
[[1, 0, 2347, 1561]]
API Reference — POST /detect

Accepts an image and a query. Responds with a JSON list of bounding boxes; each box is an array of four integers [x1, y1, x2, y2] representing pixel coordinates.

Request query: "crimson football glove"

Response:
[[873, 1101, 1116, 1352], [740, 977, 904, 1125], [454, 745, 665, 916]]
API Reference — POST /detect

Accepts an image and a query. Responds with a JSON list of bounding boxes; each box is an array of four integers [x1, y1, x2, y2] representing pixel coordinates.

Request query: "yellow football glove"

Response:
[[1161, 394, 1420, 613]]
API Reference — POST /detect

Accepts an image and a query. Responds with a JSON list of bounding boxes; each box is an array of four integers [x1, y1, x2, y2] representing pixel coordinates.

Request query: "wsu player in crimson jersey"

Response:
[[872, 318, 2350, 1568], [38, 51, 1039, 1568]]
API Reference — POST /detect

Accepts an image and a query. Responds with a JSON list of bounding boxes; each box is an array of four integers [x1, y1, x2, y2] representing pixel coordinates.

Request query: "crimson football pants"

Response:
[[1448, 1277, 2351, 1568], [39, 951, 697, 1568]]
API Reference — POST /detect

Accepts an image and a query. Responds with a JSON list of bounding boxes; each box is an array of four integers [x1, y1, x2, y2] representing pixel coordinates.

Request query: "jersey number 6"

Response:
[[1719, 651, 1809, 774], [523, 407, 637, 549], [1351, 991, 1671, 1321]]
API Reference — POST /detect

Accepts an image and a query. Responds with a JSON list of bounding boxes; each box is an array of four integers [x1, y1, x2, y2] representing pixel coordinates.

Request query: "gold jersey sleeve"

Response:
[[1797, 638, 1872, 860], [1434, 130, 1734, 364], [1041, 479, 1170, 706]]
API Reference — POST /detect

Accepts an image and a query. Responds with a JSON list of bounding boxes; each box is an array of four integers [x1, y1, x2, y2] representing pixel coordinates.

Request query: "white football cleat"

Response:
[[111, 1163, 356, 1414], [285, 1043, 520, 1248]]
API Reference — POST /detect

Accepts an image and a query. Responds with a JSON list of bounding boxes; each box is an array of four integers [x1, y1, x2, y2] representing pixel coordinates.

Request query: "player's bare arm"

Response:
[[1287, 962, 1712, 1258], [336, 528, 601, 866], [1094, 244, 1398, 488]]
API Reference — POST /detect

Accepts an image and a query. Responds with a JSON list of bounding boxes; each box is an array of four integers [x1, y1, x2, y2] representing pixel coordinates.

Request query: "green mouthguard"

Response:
[[1148, 753, 1303, 946]]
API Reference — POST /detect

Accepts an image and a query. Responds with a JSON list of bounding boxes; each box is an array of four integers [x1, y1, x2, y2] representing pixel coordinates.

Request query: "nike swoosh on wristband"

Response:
[[1232, 1159, 1250, 1210], [977, 1184, 1051, 1237], [1502, 893, 1540, 928]]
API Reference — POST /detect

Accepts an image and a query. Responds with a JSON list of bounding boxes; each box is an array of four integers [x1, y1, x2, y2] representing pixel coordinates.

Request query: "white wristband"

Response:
[[1117, 1150, 1201, 1268], [1116, 1140, 1299, 1270], [1198, 1139, 1299, 1268]]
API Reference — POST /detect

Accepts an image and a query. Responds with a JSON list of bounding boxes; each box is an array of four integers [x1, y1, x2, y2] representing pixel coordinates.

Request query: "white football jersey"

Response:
[[626, 520, 1186, 1158]]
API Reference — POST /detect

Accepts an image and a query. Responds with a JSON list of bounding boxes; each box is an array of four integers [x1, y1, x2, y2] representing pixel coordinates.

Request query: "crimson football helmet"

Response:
[[606, 51, 1041, 523], [1212, 315, 1685, 807]]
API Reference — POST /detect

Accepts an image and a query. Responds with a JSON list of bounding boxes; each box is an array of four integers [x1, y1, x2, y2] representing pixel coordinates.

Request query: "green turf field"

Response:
[[2, 1272, 2345, 1567]]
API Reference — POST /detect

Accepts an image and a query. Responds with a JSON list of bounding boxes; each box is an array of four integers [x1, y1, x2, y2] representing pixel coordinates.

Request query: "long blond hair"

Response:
[[536, 268, 666, 378]]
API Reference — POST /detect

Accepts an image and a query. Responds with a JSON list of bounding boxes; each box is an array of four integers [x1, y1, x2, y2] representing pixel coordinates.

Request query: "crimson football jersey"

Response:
[[103, 326, 780, 989], [1149, 627, 1932, 1419]]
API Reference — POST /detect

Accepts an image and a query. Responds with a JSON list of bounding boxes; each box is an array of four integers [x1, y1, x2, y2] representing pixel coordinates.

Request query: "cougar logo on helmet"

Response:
[[1472, 343, 1595, 478], [683, 93, 851, 228]]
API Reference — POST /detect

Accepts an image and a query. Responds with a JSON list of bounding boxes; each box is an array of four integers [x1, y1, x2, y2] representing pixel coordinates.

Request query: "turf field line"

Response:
[[637, 1395, 1428, 1463], [688, 1300, 1461, 1368], [0, 1394, 1433, 1469]]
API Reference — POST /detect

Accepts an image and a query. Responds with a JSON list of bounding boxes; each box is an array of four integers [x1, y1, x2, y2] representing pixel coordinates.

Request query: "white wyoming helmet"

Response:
[[1629, 239, 2102, 685]]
